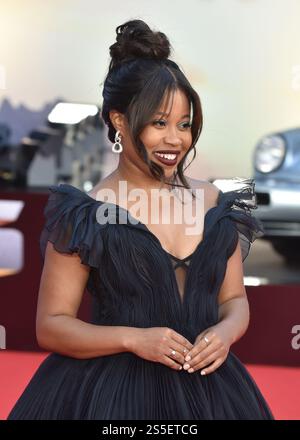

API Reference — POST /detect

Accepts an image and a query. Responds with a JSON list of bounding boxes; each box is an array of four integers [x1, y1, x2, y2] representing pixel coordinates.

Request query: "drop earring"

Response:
[[112, 130, 123, 153]]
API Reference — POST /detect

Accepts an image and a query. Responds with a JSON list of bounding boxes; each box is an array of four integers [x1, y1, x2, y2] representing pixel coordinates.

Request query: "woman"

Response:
[[8, 19, 274, 420]]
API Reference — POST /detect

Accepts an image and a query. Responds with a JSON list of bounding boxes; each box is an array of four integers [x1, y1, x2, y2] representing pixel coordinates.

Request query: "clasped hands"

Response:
[[182, 324, 231, 375]]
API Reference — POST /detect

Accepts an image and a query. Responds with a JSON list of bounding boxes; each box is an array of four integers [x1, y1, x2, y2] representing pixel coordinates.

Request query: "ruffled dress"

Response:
[[7, 179, 274, 420]]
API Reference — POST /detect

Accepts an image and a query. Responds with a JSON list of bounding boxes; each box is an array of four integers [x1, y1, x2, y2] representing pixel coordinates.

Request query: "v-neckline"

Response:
[[60, 183, 222, 261], [138, 204, 220, 309], [56, 183, 223, 310], [138, 202, 220, 261]]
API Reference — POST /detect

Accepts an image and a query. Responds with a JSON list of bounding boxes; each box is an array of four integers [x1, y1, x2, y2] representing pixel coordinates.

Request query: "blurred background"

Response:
[[0, 0, 299, 420], [1, 0, 300, 179]]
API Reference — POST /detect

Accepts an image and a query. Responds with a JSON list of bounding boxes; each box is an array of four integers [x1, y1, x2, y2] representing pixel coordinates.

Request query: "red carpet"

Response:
[[1, 350, 299, 420]]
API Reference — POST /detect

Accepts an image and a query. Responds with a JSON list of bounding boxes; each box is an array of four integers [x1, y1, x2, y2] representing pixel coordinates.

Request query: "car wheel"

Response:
[[271, 238, 300, 265]]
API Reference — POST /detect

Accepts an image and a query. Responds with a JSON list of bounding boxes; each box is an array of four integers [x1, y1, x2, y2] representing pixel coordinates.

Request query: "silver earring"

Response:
[[112, 130, 123, 153]]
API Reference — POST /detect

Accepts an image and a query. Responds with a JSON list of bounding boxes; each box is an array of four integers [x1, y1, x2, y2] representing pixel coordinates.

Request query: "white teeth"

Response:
[[155, 153, 177, 160]]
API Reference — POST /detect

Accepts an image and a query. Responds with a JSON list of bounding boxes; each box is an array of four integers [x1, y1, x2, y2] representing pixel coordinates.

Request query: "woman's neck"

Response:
[[113, 163, 176, 193]]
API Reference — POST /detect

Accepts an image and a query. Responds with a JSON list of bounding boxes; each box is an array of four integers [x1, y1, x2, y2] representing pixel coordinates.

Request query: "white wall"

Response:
[[1, 0, 300, 179]]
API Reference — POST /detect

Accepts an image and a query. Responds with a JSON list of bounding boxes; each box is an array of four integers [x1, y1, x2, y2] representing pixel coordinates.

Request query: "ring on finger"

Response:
[[203, 336, 210, 346]]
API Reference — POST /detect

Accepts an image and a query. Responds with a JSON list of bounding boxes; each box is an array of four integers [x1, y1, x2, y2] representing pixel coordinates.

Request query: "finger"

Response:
[[191, 351, 220, 373], [186, 345, 218, 369], [162, 355, 183, 371], [195, 330, 208, 342], [200, 357, 224, 376], [171, 332, 194, 352], [166, 342, 189, 365], [184, 334, 213, 362]]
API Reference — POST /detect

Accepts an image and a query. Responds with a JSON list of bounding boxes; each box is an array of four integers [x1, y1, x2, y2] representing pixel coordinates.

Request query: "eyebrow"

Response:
[[156, 112, 190, 118]]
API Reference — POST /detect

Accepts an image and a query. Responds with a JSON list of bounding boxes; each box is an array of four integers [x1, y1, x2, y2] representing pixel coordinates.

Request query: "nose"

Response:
[[163, 126, 182, 146]]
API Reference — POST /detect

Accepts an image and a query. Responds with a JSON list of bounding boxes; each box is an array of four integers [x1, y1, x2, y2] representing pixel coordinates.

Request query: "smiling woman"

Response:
[[101, 23, 202, 196], [7, 19, 274, 420]]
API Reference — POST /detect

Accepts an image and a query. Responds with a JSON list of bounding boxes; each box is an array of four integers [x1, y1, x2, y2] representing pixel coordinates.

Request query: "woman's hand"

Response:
[[182, 324, 232, 375], [130, 327, 194, 371]]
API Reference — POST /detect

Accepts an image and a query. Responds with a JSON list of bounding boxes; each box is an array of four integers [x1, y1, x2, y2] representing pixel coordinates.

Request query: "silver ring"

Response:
[[171, 350, 176, 356], [203, 336, 209, 346]]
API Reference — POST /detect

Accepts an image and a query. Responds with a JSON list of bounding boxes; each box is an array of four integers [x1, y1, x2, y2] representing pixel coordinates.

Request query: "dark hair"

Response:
[[101, 19, 203, 197]]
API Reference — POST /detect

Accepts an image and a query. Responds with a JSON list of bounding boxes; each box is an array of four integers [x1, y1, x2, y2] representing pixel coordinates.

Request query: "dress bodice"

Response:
[[39, 178, 264, 341]]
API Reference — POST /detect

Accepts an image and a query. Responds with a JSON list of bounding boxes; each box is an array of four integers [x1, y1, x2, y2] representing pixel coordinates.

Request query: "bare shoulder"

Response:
[[185, 176, 220, 206]]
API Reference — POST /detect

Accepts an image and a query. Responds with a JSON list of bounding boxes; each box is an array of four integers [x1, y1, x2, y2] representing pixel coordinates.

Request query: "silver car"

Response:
[[253, 127, 300, 263]]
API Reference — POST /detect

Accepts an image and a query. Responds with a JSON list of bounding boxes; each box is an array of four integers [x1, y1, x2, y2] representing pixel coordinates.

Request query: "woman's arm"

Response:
[[181, 240, 250, 375], [36, 242, 138, 359], [217, 240, 250, 345], [190, 180, 250, 345]]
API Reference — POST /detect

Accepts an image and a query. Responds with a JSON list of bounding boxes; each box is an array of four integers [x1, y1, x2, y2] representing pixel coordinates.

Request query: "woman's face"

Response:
[[110, 88, 193, 184], [139, 88, 193, 180]]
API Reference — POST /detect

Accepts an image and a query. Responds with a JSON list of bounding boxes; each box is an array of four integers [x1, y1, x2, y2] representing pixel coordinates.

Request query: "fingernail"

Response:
[[188, 368, 194, 373], [201, 370, 206, 375], [179, 366, 183, 370], [183, 363, 190, 370], [185, 355, 191, 362]]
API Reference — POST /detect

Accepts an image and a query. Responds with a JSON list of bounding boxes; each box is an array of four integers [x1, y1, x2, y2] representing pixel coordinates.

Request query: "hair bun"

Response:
[[109, 19, 171, 68]]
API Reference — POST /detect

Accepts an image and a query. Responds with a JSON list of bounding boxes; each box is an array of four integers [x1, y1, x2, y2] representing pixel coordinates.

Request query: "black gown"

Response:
[[7, 179, 274, 420]]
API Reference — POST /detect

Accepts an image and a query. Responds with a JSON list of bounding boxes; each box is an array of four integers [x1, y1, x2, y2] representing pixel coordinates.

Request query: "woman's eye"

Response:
[[153, 120, 166, 127], [181, 122, 192, 129], [153, 120, 192, 129]]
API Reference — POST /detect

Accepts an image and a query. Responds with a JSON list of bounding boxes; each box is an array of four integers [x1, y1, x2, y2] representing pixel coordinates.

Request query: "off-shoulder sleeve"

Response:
[[39, 184, 104, 268], [219, 178, 265, 262]]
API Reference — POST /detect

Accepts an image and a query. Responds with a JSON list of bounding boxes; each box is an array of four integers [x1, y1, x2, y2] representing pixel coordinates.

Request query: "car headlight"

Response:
[[254, 135, 286, 173]]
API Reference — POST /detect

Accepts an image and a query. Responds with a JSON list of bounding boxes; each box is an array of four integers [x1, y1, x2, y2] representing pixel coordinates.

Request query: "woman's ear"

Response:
[[109, 110, 125, 134]]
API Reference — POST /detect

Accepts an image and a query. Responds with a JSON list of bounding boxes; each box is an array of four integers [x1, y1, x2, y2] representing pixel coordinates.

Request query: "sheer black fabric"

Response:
[[7, 179, 274, 420]]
